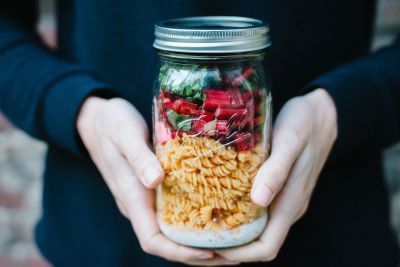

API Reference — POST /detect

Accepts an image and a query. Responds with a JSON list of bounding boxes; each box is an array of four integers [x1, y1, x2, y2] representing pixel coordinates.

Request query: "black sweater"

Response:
[[0, 0, 399, 266]]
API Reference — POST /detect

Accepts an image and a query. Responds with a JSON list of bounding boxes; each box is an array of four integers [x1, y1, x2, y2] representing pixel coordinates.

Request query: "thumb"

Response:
[[124, 141, 164, 188], [109, 119, 164, 189], [120, 138, 164, 189], [251, 129, 305, 207]]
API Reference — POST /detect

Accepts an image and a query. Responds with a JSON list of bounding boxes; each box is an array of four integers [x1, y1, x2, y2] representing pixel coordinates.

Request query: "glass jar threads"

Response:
[[153, 16, 272, 248]]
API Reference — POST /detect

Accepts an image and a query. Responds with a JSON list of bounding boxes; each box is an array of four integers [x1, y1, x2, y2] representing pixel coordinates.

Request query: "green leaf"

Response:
[[159, 62, 206, 103], [166, 109, 192, 131]]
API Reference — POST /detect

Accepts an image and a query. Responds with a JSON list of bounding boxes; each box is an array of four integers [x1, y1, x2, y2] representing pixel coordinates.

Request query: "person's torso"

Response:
[[36, 1, 400, 266], [57, 0, 375, 125]]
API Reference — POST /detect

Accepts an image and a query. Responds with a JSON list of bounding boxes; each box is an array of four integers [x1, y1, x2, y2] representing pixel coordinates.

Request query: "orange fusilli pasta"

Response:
[[157, 134, 267, 230]]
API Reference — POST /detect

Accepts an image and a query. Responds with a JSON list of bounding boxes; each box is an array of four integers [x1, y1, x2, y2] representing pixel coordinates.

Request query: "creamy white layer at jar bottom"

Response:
[[159, 213, 268, 248]]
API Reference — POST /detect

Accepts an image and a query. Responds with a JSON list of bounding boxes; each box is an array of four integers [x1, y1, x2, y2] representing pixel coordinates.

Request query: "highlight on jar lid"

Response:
[[153, 16, 271, 53]]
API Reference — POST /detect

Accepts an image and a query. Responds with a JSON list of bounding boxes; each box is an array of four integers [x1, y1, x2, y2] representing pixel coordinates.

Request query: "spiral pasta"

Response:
[[157, 134, 267, 230]]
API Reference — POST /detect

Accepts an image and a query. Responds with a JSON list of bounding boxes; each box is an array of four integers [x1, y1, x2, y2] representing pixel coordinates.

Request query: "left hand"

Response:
[[216, 88, 337, 262]]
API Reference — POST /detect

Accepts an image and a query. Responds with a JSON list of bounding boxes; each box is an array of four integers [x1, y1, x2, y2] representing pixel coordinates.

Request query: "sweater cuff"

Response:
[[43, 74, 113, 156], [305, 66, 382, 158]]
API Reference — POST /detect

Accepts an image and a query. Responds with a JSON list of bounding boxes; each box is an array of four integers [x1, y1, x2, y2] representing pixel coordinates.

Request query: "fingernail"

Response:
[[196, 252, 213, 259], [252, 184, 273, 207], [144, 168, 162, 187]]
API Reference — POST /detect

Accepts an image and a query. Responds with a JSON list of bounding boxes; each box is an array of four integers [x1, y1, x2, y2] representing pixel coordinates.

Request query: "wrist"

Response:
[[304, 88, 338, 141]]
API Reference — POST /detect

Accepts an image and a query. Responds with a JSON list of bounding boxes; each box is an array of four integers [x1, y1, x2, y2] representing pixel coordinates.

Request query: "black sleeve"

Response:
[[0, 0, 113, 156], [307, 36, 400, 158]]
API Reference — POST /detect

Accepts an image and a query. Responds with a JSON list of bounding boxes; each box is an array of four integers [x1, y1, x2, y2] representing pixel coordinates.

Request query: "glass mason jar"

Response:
[[152, 17, 272, 248]]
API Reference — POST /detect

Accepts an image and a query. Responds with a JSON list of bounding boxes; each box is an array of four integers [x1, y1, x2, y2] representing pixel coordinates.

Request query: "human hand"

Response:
[[216, 88, 337, 262], [77, 97, 237, 265]]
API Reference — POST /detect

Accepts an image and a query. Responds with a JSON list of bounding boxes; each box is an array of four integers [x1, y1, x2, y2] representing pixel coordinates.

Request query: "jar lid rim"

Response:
[[154, 16, 271, 54]]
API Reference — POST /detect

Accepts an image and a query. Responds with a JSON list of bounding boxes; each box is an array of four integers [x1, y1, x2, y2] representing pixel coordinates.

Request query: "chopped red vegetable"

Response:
[[216, 120, 228, 135], [170, 99, 198, 114], [191, 110, 214, 122], [204, 90, 231, 110], [192, 119, 206, 133], [172, 99, 183, 113], [158, 71, 264, 152], [179, 100, 198, 115], [235, 132, 254, 151], [230, 88, 243, 105], [163, 101, 174, 110], [204, 89, 231, 99], [160, 91, 171, 101], [215, 104, 247, 119], [204, 98, 231, 110], [242, 91, 252, 104]]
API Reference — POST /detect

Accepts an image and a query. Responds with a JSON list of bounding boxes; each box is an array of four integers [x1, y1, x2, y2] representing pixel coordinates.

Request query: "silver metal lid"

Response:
[[154, 16, 270, 54]]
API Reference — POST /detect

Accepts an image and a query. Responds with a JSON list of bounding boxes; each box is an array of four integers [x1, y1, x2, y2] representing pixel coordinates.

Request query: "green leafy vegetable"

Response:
[[159, 62, 207, 102], [166, 109, 192, 131]]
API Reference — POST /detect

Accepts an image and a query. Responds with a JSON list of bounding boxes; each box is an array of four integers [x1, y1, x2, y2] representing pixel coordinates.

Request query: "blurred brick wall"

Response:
[[0, 0, 399, 266]]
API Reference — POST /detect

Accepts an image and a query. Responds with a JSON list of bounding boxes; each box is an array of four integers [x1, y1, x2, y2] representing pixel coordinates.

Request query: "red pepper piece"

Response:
[[160, 91, 171, 101], [235, 132, 254, 151], [242, 91, 252, 104], [216, 120, 228, 135], [172, 99, 183, 113], [163, 101, 174, 110], [179, 100, 198, 115], [191, 110, 214, 122], [215, 105, 247, 119], [233, 113, 251, 130], [192, 119, 206, 133], [170, 130, 183, 138], [204, 90, 231, 110], [230, 88, 243, 105], [204, 98, 231, 110], [205, 89, 231, 99]]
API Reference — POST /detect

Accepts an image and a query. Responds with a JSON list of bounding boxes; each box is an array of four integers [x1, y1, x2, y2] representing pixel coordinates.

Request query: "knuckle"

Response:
[[300, 200, 310, 217], [269, 161, 289, 183], [140, 241, 155, 255], [106, 98, 128, 109], [273, 128, 303, 156], [263, 249, 279, 261], [127, 151, 147, 167]]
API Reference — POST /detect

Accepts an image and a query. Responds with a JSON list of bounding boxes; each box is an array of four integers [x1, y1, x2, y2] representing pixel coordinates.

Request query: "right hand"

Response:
[[77, 96, 237, 265]]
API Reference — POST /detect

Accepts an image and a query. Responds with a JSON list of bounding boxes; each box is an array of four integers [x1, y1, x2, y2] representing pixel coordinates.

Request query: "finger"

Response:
[[109, 122, 163, 189], [104, 99, 164, 188], [120, 137, 163, 189], [251, 115, 307, 207], [184, 256, 240, 266], [115, 199, 129, 218], [102, 143, 214, 262], [125, 194, 215, 262], [215, 196, 293, 262], [217, 145, 316, 262]]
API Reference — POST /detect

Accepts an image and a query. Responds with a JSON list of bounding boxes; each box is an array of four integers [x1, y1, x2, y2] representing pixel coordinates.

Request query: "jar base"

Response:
[[158, 213, 268, 249]]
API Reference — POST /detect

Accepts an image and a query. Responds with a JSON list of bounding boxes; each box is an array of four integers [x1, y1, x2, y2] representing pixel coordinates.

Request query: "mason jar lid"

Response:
[[154, 16, 271, 54]]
